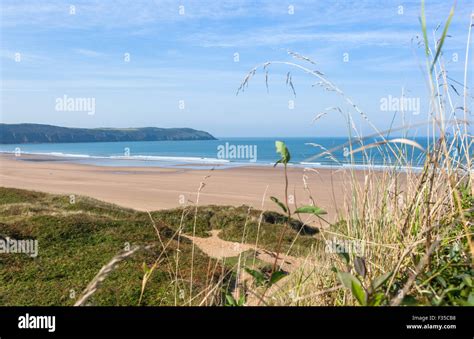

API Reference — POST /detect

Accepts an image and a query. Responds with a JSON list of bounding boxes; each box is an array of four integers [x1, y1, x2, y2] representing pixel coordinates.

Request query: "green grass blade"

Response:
[[420, 0, 430, 57], [430, 3, 455, 72]]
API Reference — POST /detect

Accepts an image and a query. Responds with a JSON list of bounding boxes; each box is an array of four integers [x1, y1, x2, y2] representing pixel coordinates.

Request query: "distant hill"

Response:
[[0, 123, 216, 144]]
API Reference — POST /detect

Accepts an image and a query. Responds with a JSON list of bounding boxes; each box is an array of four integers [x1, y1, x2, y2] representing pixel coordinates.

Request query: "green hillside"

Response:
[[0, 124, 216, 144]]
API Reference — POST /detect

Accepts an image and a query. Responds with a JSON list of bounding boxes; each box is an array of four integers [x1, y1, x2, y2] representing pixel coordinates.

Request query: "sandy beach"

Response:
[[0, 154, 363, 221]]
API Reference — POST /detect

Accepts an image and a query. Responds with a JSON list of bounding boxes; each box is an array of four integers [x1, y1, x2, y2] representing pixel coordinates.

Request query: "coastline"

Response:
[[0, 153, 366, 221], [0, 149, 427, 172]]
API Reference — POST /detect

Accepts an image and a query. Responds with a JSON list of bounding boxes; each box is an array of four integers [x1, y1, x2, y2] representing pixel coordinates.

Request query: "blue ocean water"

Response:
[[0, 137, 436, 170]]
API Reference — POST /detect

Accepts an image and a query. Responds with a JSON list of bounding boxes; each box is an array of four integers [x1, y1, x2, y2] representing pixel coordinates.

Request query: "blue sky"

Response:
[[0, 0, 472, 137]]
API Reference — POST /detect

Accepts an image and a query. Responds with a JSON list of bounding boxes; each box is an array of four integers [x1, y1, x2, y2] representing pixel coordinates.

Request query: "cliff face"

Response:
[[0, 124, 216, 144]]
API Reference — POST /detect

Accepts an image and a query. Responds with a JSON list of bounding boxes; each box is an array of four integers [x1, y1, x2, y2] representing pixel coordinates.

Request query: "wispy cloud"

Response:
[[2, 0, 468, 30], [186, 29, 421, 48], [73, 48, 106, 58]]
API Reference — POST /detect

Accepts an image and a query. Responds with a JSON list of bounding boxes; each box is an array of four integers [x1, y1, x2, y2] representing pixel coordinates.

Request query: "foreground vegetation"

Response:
[[232, 0, 473, 306], [0, 181, 471, 306], [0, 187, 318, 306]]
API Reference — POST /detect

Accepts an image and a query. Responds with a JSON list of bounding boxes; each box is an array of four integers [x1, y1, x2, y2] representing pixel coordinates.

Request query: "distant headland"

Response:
[[0, 123, 216, 144]]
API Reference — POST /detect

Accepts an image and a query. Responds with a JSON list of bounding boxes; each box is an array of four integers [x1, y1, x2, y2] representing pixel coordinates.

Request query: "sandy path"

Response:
[[183, 230, 302, 273]]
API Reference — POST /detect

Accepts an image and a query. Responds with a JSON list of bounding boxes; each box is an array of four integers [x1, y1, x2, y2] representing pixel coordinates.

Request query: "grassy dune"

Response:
[[1, 183, 470, 306], [0, 187, 214, 305], [0, 187, 317, 306]]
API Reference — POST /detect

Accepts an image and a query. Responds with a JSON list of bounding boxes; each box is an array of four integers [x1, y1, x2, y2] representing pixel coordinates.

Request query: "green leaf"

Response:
[[462, 275, 472, 288], [238, 294, 246, 306], [372, 271, 392, 290], [337, 271, 359, 290], [351, 280, 367, 306], [270, 196, 287, 213], [436, 276, 447, 288], [354, 256, 367, 278], [371, 271, 392, 291], [368, 292, 384, 306], [467, 292, 474, 306], [225, 294, 237, 306], [245, 267, 266, 286], [294, 205, 327, 216], [274, 140, 290, 165], [270, 270, 287, 285]]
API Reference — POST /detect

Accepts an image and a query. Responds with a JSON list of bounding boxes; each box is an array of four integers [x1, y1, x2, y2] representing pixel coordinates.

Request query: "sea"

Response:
[[0, 137, 443, 171]]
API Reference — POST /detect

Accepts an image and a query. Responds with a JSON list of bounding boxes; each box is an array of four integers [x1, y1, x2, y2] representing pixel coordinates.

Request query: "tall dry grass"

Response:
[[77, 1, 472, 307], [230, 0, 473, 306]]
